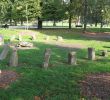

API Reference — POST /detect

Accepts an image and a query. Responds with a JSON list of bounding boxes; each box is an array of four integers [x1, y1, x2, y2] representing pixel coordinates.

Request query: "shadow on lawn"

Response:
[[36, 28, 110, 42], [1, 41, 110, 100]]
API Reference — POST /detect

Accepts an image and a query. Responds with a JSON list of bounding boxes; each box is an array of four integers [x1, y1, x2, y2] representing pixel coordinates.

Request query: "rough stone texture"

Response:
[[31, 34, 36, 40], [0, 35, 4, 45], [101, 50, 108, 57], [88, 48, 95, 60], [43, 48, 51, 69], [18, 34, 22, 41], [57, 36, 63, 42], [0, 44, 10, 60], [0, 70, 18, 88], [9, 47, 18, 67], [10, 35, 16, 41], [17, 42, 33, 47], [68, 52, 76, 65], [80, 73, 110, 100], [45, 36, 50, 41]]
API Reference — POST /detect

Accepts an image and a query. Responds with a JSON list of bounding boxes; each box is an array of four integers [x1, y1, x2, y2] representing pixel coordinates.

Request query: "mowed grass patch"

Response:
[[0, 28, 110, 99]]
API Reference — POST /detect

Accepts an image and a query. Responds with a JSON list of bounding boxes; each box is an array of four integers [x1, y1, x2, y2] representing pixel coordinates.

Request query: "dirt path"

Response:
[[80, 73, 110, 100]]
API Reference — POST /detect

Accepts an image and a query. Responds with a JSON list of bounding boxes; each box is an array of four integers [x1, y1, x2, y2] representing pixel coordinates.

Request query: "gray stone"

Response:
[[57, 36, 63, 42], [68, 52, 77, 65], [0, 35, 4, 45], [0, 44, 10, 60], [88, 48, 95, 60], [101, 50, 108, 57], [45, 36, 50, 41], [10, 35, 16, 41], [18, 34, 22, 41], [43, 48, 51, 69], [18, 41, 33, 47], [9, 47, 18, 67]]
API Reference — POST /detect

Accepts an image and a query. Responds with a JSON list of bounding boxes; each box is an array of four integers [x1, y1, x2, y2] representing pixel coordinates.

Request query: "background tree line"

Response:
[[0, 0, 110, 30]]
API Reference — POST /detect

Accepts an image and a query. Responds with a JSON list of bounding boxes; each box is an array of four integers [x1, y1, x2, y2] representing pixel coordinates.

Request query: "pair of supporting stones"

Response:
[[42, 49, 77, 69], [88, 48, 108, 60]]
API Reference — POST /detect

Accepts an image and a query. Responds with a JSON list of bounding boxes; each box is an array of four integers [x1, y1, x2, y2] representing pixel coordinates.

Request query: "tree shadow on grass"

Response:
[[36, 28, 110, 42]]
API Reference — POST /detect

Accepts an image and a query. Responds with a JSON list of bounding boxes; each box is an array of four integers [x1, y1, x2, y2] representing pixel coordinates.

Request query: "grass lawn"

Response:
[[0, 28, 110, 100]]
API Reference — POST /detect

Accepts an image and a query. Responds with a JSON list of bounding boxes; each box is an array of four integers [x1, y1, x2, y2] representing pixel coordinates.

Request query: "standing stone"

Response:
[[57, 36, 63, 42], [68, 52, 77, 65], [45, 36, 50, 41], [9, 47, 18, 67], [0, 44, 10, 60], [88, 48, 95, 60], [10, 35, 16, 41], [0, 35, 4, 45], [101, 50, 108, 57], [18, 34, 22, 41], [43, 48, 51, 69], [31, 34, 36, 40]]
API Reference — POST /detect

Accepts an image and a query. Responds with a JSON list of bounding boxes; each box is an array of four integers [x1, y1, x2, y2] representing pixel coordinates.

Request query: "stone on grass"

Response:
[[0, 35, 4, 45], [18, 34, 22, 41], [10, 35, 16, 41], [88, 47, 95, 60], [0, 44, 10, 60], [68, 52, 77, 65], [18, 41, 33, 47], [101, 50, 108, 57], [9, 47, 18, 67], [57, 36, 63, 42], [31, 34, 36, 40], [43, 48, 51, 69], [45, 36, 50, 41]]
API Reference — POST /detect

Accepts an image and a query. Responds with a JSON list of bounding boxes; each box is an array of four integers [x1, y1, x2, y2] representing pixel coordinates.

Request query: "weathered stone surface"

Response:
[[10, 35, 16, 41], [88, 48, 95, 60], [68, 52, 76, 65], [17, 42, 33, 47], [0, 44, 10, 60], [101, 50, 108, 57], [0, 35, 4, 45], [31, 34, 36, 40], [45, 36, 50, 41], [18, 35, 22, 41], [9, 47, 18, 67], [43, 48, 51, 69], [57, 36, 63, 42]]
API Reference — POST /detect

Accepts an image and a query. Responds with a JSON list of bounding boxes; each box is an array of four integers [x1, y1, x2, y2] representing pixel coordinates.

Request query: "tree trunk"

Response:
[[83, 0, 87, 32], [14, 20, 17, 26], [69, 14, 72, 29], [38, 17, 42, 29], [21, 20, 23, 26], [95, 22, 98, 27], [53, 20, 56, 26]]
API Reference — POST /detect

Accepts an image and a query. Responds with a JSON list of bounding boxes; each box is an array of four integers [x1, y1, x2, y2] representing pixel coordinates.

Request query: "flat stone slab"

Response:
[[0, 70, 19, 88], [80, 73, 110, 100]]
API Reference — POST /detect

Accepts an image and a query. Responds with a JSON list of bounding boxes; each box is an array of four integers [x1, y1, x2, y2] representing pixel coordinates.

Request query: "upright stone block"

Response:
[[9, 47, 18, 67], [18, 35, 22, 41], [68, 52, 77, 65], [31, 34, 36, 40], [0, 44, 10, 60], [88, 48, 95, 60], [101, 50, 108, 57], [45, 36, 50, 41], [43, 48, 51, 69], [0, 35, 4, 45], [57, 36, 63, 42], [10, 35, 16, 41]]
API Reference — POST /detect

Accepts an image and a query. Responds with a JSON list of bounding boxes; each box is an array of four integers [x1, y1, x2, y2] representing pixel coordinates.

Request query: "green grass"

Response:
[[0, 28, 110, 100]]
